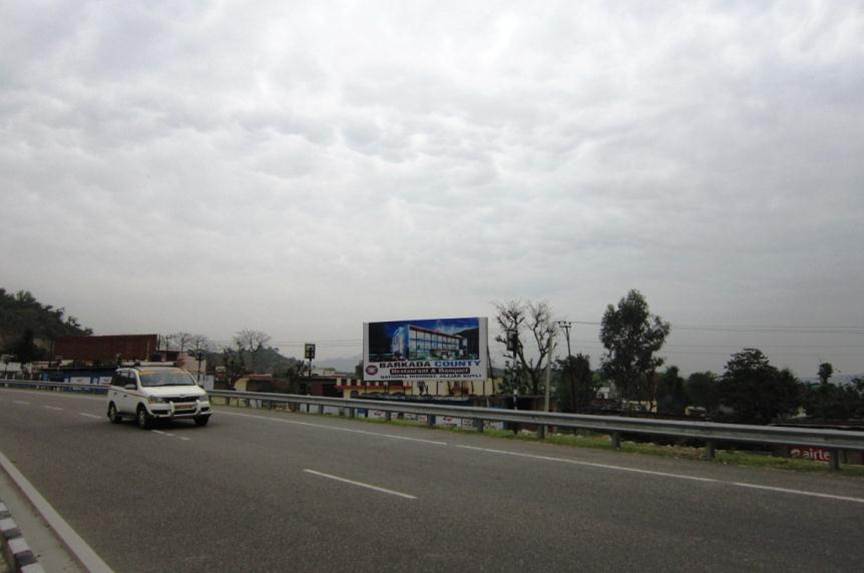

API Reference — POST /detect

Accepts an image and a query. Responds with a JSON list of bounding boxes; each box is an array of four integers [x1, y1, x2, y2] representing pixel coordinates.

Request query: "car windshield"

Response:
[[138, 369, 196, 387]]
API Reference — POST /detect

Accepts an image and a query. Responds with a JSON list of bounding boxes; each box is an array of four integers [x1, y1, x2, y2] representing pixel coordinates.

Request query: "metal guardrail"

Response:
[[4, 379, 863, 469], [1, 379, 110, 394]]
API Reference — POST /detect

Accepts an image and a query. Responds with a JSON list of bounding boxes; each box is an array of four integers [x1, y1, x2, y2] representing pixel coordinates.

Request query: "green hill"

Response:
[[0, 288, 92, 359], [208, 345, 305, 377]]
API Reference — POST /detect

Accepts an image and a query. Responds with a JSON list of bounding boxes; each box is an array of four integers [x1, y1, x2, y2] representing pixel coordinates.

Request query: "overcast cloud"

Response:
[[2, 1, 863, 377]]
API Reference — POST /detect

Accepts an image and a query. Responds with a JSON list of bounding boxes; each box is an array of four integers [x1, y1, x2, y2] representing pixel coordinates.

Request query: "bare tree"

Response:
[[160, 333, 176, 351], [174, 332, 194, 352], [232, 330, 271, 373], [161, 332, 194, 352], [494, 300, 556, 395], [233, 330, 271, 353], [189, 334, 213, 354]]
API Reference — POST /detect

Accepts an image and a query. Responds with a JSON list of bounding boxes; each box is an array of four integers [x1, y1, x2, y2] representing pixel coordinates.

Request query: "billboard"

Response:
[[363, 317, 488, 381]]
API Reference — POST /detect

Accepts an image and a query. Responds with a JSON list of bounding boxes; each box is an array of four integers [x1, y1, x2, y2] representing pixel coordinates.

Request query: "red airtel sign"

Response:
[[789, 446, 832, 462]]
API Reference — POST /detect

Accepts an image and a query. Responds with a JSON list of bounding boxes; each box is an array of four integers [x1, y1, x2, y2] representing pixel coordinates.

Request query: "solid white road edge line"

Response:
[[218, 409, 448, 446], [0, 450, 114, 573], [455, 445, 864, 504], [456, 445, 717, 482], [303, 469, 417, 500], [729, 481, 864, 504]]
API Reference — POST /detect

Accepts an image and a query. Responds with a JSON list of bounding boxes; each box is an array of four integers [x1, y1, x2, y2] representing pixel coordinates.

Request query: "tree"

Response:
[[233, 329, 271, 352], [802, 374, 864, 421], [556, 353, 596, 412], [599, 290, 670, 405], [220, 346, 246, 386], [162, 332, 194, 352], [188, 334, 213, 354], [8, 328, 45, 363], [656, 366, 687, 416], [716, 348, 802, 424], [0, 288, 92, 348], [232, 329, 272, 373], [686, 371, 719, 413], [494, 300, 556, 395], [818, 362, 833, 385]]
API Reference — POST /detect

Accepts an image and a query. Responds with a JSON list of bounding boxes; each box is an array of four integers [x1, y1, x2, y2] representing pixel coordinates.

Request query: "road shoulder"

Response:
[[0, 458, 84, 572]]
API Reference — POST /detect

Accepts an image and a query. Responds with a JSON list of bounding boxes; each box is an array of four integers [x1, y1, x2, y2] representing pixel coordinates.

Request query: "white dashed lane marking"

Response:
[[151, 429, 190, 442], [43, 405, 64, 411], [13, 400, 30, 405], [219, 410, 448, 446], [304, 469, 417, 500], [79, 413, 101, 419]]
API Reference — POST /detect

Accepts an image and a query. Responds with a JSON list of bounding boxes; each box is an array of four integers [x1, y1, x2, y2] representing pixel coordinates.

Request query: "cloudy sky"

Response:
[[2, 1, 862, 377]]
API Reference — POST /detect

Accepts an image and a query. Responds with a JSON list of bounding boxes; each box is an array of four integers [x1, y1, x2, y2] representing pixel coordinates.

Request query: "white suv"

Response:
[[106, 366, 212, 429]]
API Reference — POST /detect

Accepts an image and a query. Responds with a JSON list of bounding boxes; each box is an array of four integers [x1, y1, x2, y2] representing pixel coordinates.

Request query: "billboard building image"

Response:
[[390, 324, 467, 361], [363, 317, 488, 381]]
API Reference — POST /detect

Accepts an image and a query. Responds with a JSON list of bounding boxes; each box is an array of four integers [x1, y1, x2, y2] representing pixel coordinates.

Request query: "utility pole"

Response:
[[556, 321, 573, 359], [556, 320, 576, 411], [544, 332, 556, 412], [196, 350, 203, 384]]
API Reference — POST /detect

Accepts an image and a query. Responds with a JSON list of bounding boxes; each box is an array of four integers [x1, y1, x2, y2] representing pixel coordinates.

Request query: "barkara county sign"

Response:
[[363, 317, 488, 381]]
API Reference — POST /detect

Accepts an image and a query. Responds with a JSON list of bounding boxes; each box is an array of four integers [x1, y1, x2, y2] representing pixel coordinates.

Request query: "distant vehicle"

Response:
[[106, 366, 211, 429]]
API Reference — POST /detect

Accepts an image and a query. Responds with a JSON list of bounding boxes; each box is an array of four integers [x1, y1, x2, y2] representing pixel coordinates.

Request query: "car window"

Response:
[[139, 369, 195, 387], [111, 372, 124, 386]]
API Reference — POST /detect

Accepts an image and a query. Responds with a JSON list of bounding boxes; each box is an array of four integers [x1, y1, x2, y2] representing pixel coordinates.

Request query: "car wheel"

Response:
[[136, 406, 152, 430], [108, 402, 122, 424], [194, 415, 210, 427]]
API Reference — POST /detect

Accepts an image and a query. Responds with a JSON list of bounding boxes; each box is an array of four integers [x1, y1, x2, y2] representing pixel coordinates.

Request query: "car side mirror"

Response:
[[124, 383, 136, 391]]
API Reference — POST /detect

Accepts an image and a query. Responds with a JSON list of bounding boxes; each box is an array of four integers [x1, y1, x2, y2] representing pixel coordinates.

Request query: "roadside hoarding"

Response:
[[363, 317, 488, 381]]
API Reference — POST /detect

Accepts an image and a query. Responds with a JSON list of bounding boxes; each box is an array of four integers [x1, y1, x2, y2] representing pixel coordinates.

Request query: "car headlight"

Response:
[[148, 396, 165, 404], [198, 395, 209, 403]]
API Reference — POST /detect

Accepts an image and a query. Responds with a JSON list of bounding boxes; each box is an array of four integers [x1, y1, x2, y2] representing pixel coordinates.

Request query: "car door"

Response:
[[109, 371, 125, 411], [118, 369, 138, 413]]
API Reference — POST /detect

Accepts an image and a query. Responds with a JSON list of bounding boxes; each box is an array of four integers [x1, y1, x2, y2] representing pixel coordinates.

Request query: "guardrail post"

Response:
[[611, 432, 621, 449], [829, 449, 841, 471], [385, 411, 392, 422], [348, 408, 355, 419], [704, 440, 716, 461], [538, 424, 546, 440], [474, 418, 484, 432], [427, 415, 436, 427], [317, 404, 324, 415]]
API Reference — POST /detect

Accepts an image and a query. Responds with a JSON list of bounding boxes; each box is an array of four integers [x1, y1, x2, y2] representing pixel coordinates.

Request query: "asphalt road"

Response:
[[1, 388, 863, 572]]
